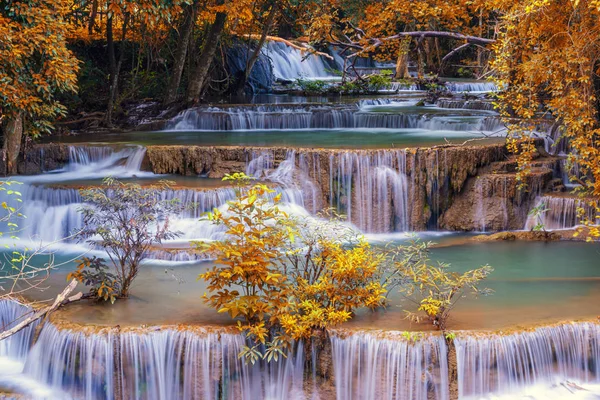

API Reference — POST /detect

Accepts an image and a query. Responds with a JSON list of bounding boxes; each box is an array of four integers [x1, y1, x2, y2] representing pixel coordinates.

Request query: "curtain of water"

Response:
[[330, 332, 449, 400], [455, 323, 600, 398]]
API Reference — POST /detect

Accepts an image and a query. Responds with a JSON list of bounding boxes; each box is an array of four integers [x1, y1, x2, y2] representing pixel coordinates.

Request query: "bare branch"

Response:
[[0, 280, 82, 341]]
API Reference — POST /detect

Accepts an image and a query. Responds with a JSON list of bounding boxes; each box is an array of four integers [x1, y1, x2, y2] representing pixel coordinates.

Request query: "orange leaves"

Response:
[[494, 0, 600, 240], [198, 173, 388, 361], [1, 0, 79, 136]]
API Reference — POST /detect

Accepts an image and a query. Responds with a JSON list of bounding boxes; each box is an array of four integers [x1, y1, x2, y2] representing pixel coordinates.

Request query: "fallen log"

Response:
[[0, 279, 82, 341]]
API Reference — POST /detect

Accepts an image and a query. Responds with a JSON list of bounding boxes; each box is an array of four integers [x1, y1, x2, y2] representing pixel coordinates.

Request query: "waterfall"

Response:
[[54, 145, 148, 180], [264, 41, 340, 81], [0, 145, 148, 242], [331, 150, 409, 232], [525, 196, 599, 230], [386, 81, 497, 93], [244, 148, 411, 232], [0, 300, 38, 361], [3, 298, 599, 400], [443, 81, 498, 93], [22, 324, 307, 400], [0, 300, 62, 399], [168, 105, 502, 133], [455, 323, 600, 398], [330, 331, 449, 400]]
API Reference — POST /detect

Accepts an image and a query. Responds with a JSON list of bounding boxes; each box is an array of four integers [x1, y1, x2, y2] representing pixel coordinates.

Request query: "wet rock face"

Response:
[[10, 143, 71, 175], [11, 142, 563, 233], [438, 157, 558, 231], [405, 143, 508, 230]]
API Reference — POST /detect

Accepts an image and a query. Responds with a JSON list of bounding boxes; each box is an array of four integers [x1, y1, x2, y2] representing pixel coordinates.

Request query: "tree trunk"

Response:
[[416, 37, 426, 78], [106, 15, 118, 125], [2, 113, 23, 176], [425, 38, 435, 73], [446, 336, 459, 400], [186, 12, 227, 104], [88, 0, 98, 35], [235, 4, 277, 95], [394, 38, 411, 79], [106, 14, 129, 126], [164, 2, 198, 105]]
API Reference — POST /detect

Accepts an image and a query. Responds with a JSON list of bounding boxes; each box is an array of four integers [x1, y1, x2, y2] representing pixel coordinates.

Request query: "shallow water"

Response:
[[11, 237, 599, 331], [45, 128, 503, 149]]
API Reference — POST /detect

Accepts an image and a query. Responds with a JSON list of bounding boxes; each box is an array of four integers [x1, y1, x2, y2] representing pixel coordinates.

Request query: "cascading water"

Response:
[[42, 145, 148, 181], [525, 196, 599, 230], [244, 147, 412, 232], [22, 323, 308, 400], [455, 323, 600, 399], [331, 150, 409, 232], [167, 105, 503, 133], [386, 81, 497, 93], [0, 145, 148, 243], [0, 301, 63, 399], [330, 331, 449, 400], [443, 81, 498, 93], [436, 99, 496, 112], [264, 41, 341, 81], [2, 301, 599, 399], [0, 300, 38, 361]]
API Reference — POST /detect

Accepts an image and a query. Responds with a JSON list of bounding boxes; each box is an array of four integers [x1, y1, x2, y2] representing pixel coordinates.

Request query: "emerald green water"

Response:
[[10, 236, 600, 331], [44, 128, 502, 149]]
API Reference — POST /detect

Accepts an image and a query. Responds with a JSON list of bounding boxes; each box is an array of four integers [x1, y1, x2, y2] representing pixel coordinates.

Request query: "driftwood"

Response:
[[0, 279, 82, 341], [57, 112, 105, 125]]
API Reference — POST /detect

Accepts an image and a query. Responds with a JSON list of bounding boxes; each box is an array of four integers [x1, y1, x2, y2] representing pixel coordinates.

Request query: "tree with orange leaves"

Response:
[[493, 0, 600, 240], [0, 0, 80, 174]]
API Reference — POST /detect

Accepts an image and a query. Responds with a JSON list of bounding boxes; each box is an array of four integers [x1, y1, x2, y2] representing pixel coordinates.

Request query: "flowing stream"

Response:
[[0, 53, 597, 398]]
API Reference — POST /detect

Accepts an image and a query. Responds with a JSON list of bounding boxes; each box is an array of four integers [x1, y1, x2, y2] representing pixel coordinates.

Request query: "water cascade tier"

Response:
[[9, 142, 561, 242], [525, 195, 600, 230], [1, 300, 598, 399], [456, 323, 600, 398], [167, 104, 502, 132]]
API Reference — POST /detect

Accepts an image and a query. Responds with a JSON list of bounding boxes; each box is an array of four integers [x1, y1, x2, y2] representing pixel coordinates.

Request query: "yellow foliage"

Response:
[[493, 0, 600, 240], [197, 174, 387, 359]]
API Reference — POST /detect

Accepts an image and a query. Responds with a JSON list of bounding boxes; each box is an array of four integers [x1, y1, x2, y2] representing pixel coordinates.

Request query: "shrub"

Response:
[[78, 178, 182, 298], [197, 173, 386, 362], [295, 79, 328, 95], [367, 73, 392, 92], [397, 239, 493, 330], [68, 257, 120, 303]]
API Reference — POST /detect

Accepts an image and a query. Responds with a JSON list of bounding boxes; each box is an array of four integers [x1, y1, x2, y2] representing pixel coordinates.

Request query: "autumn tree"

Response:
[[197, 173, 386, 362], [493, 0, 600, 240], [303, 0, 497, 79], [0, 0, 79, 174]]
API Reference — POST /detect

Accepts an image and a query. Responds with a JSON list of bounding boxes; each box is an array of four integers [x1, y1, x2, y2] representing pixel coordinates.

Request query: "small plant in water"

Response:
[[444, 331, 457, 341], [397, 239, 493, 331], [77, 178, 182, 298], [68, 257, 120, 303], [401, 331, 423, 342]]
